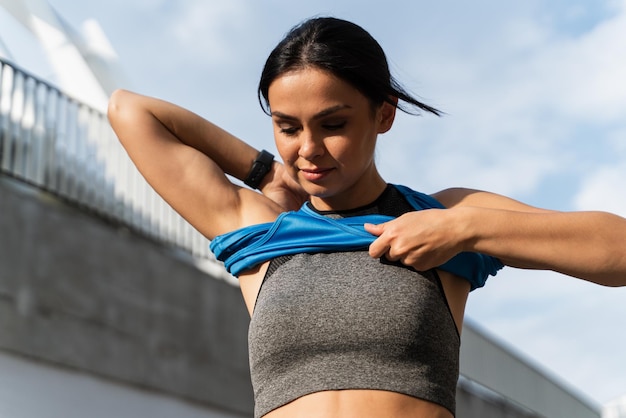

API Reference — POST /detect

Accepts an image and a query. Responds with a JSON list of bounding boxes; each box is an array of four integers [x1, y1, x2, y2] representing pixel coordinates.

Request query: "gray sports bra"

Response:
[[248, 185, 460, 417]]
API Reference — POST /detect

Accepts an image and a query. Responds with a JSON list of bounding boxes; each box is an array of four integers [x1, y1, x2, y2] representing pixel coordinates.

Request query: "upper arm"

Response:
[[107, 90, 281, 239], [432, 187, 555, 213]]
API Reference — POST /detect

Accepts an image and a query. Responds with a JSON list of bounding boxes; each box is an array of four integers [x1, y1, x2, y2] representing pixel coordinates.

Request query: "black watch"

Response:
[[244, 150, 274, 189]]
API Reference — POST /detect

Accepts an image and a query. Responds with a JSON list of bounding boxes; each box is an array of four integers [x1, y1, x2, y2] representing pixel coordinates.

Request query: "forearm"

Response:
[[462, 207, 626, 286]]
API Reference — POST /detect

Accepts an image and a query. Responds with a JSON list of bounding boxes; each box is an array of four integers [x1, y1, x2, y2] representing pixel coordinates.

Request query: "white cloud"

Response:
[[574, 164, 626, 216], [526, 10, 626, 123], [571, 122, 626, 216], [379, 0, 626, 205], [167, 0, 253, 65]]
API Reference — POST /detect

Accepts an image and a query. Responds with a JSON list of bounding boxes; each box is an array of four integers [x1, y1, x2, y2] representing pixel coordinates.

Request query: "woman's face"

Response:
[[268, 67, 396, 211]]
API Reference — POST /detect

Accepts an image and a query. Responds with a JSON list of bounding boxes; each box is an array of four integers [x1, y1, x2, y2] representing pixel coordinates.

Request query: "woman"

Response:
[[108, 17, 626, 418]]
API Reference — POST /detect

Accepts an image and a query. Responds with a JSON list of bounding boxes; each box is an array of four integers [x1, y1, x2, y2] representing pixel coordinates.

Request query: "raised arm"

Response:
[[107, 90, 305, 239], [443, 188, 626, 286], [366, 187, 626, 287]]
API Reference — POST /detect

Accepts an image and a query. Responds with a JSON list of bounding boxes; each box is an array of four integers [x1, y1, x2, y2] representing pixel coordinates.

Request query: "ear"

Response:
[[377, 98, 397, 134]]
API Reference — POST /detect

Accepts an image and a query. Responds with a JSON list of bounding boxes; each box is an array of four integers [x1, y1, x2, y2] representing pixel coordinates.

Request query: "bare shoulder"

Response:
[[432, 187, 554, 213]]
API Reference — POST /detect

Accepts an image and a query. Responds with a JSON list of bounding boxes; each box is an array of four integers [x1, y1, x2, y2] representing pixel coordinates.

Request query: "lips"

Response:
[[300, 167, 334, 181]]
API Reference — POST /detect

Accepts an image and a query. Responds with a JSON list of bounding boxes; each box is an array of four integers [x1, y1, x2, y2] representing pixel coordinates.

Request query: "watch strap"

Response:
[[244, 150, 274, 189]]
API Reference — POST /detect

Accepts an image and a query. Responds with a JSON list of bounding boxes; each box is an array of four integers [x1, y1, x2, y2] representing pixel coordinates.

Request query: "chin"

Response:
[[303, 185, 335, 201]]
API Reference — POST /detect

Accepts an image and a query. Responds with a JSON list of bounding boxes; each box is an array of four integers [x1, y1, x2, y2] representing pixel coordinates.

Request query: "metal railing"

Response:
[[0, 57, 219, 265]]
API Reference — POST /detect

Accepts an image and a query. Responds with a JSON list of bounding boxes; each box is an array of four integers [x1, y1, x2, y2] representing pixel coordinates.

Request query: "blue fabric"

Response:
[[210, 185, 504, 290]]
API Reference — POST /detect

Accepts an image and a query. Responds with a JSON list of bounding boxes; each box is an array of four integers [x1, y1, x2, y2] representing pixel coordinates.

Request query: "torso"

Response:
[[238, 186, 470, 418], [240, 267, 464, 418]]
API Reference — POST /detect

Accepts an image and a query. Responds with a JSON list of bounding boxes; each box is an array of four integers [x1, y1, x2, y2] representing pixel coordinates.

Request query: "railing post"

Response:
[[1, 65, 17, 173], [0, 62, 10, 170]]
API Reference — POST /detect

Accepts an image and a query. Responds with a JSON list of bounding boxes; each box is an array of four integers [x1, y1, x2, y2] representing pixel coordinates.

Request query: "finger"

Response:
[[368, 236, 390, 259], [384, 246, 402, 262], [363, 222, 384, 236]]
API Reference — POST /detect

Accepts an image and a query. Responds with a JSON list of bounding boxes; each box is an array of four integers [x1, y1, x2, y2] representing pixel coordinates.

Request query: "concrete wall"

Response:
[[0, 350, 244, 418], [0, 175, 254, 416], [459, 321, 600, 418], [457, 378, 544, 418]]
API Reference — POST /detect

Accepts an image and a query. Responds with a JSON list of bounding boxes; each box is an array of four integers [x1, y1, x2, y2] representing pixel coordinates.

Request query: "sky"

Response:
[[2, 0, 626, 409]]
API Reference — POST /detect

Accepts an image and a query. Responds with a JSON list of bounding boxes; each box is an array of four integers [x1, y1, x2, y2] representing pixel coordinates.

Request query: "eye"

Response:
[[279, 126, 299, 136], [275, 120, 300, 136], [322, 121, 346, 131]]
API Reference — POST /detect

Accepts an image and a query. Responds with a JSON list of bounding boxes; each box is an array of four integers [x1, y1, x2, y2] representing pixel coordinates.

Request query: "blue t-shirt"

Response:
[[210, 184, 503, 290]]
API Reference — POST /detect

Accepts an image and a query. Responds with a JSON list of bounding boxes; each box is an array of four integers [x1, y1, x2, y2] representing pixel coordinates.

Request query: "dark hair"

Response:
[[258, 17, 441, 116]]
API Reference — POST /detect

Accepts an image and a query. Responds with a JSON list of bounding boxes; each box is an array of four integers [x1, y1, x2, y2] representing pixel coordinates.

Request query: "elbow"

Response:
[[603, 266, 626, 287], [597, 278, 626, 288], [587, 266, 626, 288], [107, 89, 144, 148], [107, 89, 131, 124]]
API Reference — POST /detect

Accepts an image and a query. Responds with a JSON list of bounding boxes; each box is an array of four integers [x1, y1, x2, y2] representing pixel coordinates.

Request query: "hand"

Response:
[[364, 209, 466, 271], [259, 162, 309, 212]]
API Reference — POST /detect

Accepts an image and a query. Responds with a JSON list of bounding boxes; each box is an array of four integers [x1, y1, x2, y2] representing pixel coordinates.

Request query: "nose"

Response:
[[298, 131, 324, 160]]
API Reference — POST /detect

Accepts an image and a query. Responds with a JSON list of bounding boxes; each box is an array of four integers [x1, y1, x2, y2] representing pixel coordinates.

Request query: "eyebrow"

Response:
[[271, 104, 352, 121]]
